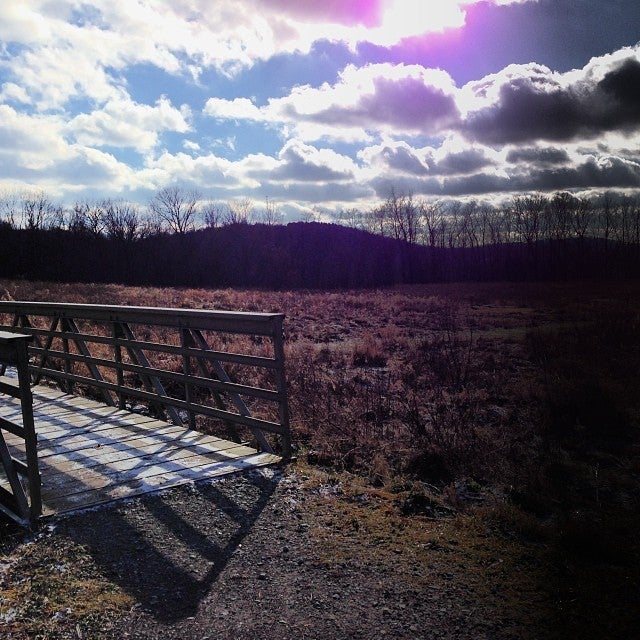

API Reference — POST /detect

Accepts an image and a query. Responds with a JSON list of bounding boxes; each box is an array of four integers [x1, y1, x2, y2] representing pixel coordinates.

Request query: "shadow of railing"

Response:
[[52, 470, 280, 622]]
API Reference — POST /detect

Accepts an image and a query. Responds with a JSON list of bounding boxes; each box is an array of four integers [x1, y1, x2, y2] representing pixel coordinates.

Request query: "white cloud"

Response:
[[203, 98, 265, 121], [0, 105, 68, 170], [67, 96, 191, 152], [203, 63, 460, 142], [0, 82, 31, 104], [183, 140, 201, 151], [0, 1, 538, 116]]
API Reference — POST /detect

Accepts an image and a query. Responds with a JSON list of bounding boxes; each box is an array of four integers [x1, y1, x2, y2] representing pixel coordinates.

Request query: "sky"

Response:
[[1, 0, 640, 220]]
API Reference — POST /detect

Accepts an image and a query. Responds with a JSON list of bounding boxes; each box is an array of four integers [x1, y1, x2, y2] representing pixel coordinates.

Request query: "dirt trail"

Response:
[[2, 467, 571, 640]]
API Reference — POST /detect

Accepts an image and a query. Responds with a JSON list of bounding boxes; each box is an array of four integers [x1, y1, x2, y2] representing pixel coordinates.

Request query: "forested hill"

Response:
[[0, 221, 637, 289]]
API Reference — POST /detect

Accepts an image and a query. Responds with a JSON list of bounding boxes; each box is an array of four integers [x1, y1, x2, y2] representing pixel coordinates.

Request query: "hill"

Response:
[[0, 221, 637, 288]]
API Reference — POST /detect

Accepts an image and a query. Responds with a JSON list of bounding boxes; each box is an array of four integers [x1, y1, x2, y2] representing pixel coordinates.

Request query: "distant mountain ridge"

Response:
[[0, 221, 637, 288]]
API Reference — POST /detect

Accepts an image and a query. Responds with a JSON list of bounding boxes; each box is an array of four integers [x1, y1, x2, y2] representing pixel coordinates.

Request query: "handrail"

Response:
[[0, 331, 41, 526], [0, 301, 283, 334], [0, 302, 291, 459]]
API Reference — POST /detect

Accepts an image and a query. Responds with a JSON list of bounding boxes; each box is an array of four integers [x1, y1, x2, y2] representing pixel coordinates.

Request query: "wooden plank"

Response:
[[191, 328, 273, 453], [1, 408, 280, 517], [42, 452, 281, 515], [0, 298, 291, 522], [35, 428, 255, 462], [0, 396, 165, 439], [40, 442, 260, 494], [62, 317, 114, 406], [37, 436, 250, 475]]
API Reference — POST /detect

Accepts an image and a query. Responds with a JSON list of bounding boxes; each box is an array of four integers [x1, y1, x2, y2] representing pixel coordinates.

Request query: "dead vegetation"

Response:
[[1, 278, 639, 638]]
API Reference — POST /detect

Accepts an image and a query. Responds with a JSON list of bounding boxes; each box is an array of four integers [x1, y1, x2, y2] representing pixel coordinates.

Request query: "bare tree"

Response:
[[21, 191, 63, 230], [334, 206, 368, 229], [365, 204, 389, 236], [419, 200, 444, 247], [0, 191, 19, 228], [149, 186, 200, 234], [512, 194, 547, 245], [572, 196, 592, 240], [202, 202, 224, 228], [68, 200, 107, 236], [598, 192, 617, 244], [223, 198, 254, 225], [299, 208, 321, 223], [459, 200, 479, 248], [549, 191, 574, 241], [260, 197, 282, 225], [104, 199, 140, 242], [385, 188, 420, 244]]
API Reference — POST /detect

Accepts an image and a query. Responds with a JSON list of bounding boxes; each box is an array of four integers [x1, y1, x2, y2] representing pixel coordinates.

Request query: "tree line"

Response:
[[0, 187, 283, 237], [336, 188, 640, 250], [2, 186, 640, 247], [0, 186, 638, 289]]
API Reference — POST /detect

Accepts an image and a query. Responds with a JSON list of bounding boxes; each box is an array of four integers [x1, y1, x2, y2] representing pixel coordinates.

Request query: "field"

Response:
[[1, 278, 639, 637]]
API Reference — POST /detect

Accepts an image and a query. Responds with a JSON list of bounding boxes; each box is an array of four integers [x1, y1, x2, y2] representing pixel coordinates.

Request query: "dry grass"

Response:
[[1, 278, 639, 636]]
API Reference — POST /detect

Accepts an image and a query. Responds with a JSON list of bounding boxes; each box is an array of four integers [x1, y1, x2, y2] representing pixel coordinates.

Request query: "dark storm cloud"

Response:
[[432, 148, 493, 175], [506, 146, 570, 166], [264, 180, 371, 204], [598, 58, 640, 127], [440, 172, 510, 196], [437, 154, 640, 197], [524, 155, 640, 190], [378, 145, 430, 175], [369, 174, 442, 199], [461, 50, 640, 144], [357, 76, 458, 130]]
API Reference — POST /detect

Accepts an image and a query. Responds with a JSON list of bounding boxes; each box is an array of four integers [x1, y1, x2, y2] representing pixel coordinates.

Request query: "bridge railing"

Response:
[[0, 331, 41, 526], [0, 302, 291, 459]]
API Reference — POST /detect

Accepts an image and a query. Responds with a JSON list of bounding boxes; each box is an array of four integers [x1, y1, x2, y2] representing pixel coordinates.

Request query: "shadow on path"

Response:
[[54, 469, 281, 623]]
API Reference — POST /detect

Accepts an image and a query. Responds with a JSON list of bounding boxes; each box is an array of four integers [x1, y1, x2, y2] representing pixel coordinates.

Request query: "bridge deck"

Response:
[[0, 379, 280, 517]]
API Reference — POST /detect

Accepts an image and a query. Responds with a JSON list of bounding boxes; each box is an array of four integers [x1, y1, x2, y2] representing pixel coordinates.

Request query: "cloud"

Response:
[[0, 1, 536, 117], [205, 63, 460, 141], [0, 107, 139, 197], [460, 46, 640, 144], [359, 141, 431, 175], [203, 98, 265, 122], [506, 146, 570, 166], [1, 2, 639, 213], [522, 154, 640, 191], [140, 151, 244, 191], [0, 82, 31, 105], [432, 145, 494, 175], [269, 140, 356, 182], [67, 96, 191, 152], [260, 0, 383, 27], [0, 105, 68, 171]]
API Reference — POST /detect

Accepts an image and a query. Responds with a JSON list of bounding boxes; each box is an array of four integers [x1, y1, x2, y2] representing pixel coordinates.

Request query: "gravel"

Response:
[[2, 468, 561, 639], [0, 470, 548, 640]]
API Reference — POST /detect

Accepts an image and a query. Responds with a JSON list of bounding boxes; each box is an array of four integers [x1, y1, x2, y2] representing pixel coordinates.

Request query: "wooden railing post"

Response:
[[0, 332, 41, 526], [272, 316, 292, 458], [0, 302, 292, 457]]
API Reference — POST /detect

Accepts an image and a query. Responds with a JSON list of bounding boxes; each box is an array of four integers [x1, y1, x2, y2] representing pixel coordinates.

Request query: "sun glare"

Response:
[[376, 0, 467, 43]]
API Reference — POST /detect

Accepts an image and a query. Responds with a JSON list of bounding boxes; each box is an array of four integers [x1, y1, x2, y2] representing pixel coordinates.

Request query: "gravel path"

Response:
[[0, 466, 562, 640]]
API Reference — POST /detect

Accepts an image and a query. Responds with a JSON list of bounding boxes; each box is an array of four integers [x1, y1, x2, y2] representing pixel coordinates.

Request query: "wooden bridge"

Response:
[[0, 302, 291, 526]]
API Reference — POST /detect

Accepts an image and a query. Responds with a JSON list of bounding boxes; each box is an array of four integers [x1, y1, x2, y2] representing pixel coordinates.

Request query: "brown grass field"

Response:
[[1, 278, 639, 637]]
